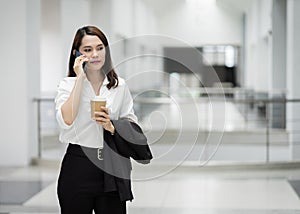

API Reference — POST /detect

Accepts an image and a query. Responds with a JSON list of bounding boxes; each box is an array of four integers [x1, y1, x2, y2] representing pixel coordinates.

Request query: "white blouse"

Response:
[[55, 76, 138, 148]]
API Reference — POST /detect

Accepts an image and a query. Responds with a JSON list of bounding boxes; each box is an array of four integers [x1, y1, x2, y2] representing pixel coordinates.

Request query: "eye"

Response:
[[97, 47, 104, 51], [83, 48, 91, 52]]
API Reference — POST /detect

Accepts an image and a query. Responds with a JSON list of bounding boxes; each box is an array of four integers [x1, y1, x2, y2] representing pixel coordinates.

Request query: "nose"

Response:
[[92, 49, 98, 57]]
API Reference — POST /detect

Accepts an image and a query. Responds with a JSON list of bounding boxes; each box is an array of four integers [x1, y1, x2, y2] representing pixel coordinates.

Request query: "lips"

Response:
[[90, 60, 101, 64]]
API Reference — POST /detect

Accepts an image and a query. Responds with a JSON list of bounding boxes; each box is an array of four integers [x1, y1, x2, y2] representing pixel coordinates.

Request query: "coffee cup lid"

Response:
[[92, 96, 106, 101]]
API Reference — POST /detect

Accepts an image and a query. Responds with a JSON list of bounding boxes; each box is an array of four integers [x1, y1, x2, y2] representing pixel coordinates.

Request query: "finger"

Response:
[[96, 121, 104, 125], [76, 54, 86, 59], [97, 119, 110, 124], [96, 121, 108, 127], [94, 112, 104, 118], [94, 111, 109, 119], [101, 106, 109, 114], [95, 116, 109, 122], [75, 55, 88, 63]]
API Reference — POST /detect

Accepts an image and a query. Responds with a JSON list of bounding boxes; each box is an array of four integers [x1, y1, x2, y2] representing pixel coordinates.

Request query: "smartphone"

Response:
[[75, 50, 87, 68]]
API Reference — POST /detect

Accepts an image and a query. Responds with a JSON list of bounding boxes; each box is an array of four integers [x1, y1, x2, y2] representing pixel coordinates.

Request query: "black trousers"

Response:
[[57, 144, 126, 214]]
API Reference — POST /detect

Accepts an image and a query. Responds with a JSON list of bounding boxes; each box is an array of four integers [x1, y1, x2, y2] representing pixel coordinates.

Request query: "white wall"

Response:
[[158, 0, 242, 46], [107, 0, 162, 92], [271, 0, 287, 92], [135, 0, 157, 35], [0, 1, 27, 166], [244, 0, 272, 91], [286, 0, 300, 160], [40, 0, 160, 94], [111, 0, 134, 39], [40, 0, 244, 93], [27, 0, 41, 163], [41, 0, 90, 95], [60, 0, 91, 77], [40, 0, 63, 95], [0, 0, 40, 166], [149, 0, 244, 93], [125, 0, 162, 92], [90, 0, 112, 37]]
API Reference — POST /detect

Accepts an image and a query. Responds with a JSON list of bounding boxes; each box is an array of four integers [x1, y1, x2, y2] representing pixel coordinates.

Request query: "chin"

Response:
[[89, 64, 104, 70]]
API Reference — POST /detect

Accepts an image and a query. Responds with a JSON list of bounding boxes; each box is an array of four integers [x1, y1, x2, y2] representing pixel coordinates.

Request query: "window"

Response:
[[202, 45, 236, 67]]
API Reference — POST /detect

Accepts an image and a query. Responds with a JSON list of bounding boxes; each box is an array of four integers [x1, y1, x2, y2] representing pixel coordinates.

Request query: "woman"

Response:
[[55, 26, 138, 214]]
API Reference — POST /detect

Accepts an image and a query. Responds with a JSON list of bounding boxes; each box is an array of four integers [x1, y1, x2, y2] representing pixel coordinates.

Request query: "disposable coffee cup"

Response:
[[90, 96, 106, 118]]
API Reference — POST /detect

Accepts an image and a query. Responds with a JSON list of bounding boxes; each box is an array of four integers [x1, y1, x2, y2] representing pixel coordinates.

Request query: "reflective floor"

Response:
[[1, 162, 300, 214]]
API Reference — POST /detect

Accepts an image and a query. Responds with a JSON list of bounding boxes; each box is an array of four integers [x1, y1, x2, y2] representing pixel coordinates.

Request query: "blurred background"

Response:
[[1, 0, 300, 213], [1, 0, 299, 165]]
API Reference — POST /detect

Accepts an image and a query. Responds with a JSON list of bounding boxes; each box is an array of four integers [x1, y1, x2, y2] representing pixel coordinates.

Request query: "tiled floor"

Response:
[[0, 162, 300, 214]]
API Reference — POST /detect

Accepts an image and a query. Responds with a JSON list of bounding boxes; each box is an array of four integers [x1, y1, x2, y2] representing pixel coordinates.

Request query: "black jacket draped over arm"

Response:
[[103, 119, 153, 201]]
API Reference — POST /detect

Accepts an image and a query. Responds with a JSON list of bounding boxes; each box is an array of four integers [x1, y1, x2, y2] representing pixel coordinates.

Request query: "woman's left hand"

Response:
[[94, 107, 115, 134]]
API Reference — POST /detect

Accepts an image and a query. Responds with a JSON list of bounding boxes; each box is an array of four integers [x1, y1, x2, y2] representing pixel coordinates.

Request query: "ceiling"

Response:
[[140, 0, 253, 17], [141, 0, 185, 16], [216, 0, 253, 13]]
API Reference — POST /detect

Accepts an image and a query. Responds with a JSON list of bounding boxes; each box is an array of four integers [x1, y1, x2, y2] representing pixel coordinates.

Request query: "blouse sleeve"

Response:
[[54, 79, 74, 130], [119, 84, 138, 124]]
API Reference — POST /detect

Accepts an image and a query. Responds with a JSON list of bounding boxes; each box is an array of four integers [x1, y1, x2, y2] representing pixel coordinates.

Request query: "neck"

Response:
[[86, 69, 104, 84]]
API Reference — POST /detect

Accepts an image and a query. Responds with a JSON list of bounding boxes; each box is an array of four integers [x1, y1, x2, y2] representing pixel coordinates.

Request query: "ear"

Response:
[[72, 49, 76, 56]]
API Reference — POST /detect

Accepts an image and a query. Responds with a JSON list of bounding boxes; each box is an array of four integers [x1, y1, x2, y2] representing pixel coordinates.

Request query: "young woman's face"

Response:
[[79, 35, 106, 70]]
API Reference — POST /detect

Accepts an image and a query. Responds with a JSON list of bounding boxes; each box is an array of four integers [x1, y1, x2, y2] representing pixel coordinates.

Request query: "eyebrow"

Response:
[[82, 44, 104, 48]]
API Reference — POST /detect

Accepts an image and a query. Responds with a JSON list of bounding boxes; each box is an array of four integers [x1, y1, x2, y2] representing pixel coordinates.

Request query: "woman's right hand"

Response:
[[73, 55, 89, 77]]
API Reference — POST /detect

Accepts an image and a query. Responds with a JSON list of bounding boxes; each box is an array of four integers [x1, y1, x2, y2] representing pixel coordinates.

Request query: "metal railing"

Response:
[[33, 97, 56, 159], [134, 96, 300, 163], [33, 90, 300, 164]]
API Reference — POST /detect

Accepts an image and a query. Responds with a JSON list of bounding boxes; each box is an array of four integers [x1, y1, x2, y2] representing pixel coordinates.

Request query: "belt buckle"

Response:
[[97, 148, 103, 160]]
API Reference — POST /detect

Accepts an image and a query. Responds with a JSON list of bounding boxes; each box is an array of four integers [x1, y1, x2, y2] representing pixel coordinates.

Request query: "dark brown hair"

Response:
[[68, 26, 118, 89]]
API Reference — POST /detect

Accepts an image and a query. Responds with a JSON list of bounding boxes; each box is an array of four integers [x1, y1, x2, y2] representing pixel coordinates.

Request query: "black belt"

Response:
[[66, 143, 104, 161]]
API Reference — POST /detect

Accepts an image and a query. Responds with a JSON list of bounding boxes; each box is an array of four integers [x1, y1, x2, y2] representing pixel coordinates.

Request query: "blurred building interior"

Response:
[[0, 0, 300, 213]]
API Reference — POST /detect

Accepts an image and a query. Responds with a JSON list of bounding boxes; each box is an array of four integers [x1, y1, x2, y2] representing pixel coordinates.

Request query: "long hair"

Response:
[[68, 26, 118, 89]]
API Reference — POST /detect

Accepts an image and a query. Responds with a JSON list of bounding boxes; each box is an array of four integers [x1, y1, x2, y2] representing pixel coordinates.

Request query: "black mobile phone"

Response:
[[75, 50, 87, 68]]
